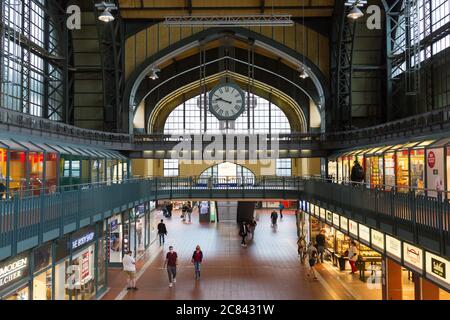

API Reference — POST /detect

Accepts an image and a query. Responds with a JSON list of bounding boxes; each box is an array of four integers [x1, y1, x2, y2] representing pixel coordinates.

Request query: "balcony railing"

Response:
[[0, 176, 449, 262]]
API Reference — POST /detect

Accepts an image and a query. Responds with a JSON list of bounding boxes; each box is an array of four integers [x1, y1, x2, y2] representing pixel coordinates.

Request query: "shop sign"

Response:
[[427, 151, 435, 168], [319, 208, 325, 220], [426, 148, 444, 198], [349, 219, 358, 237], [340, 216, 348, 231], [326, 211, 332, 223], [81, 252, 90, 281], [386, 235, 402, 261], [312, 205, 318, 217], [72, 231, 95, 250], [403, 242, 423, 273], [0, 256, 28, 290], [332, 213, 340, 228], [371, 229, 384, 251], [425, 252, 450, 290], [358, 224, 370, 244]]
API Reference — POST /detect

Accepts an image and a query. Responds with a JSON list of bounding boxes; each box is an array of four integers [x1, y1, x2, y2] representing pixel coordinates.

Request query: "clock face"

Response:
[[208, 83, 245, 120]]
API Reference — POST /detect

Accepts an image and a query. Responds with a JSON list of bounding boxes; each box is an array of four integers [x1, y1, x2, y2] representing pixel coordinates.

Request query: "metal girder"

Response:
[[331, 1, 356, 131], [163, 15, 294, 27]]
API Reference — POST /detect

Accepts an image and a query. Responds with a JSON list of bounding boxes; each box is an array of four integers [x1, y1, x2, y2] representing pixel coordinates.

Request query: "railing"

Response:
[[1, 176, 449, 261]]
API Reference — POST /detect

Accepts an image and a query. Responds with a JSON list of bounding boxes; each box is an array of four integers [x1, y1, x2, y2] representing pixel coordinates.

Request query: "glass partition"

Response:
[[396, 149, 409, 191], [45, 153, 58, 193], [10, 150, 27, 195], [410, 149, 425, 193], [384, 152, 396, 190], [29, 152, 44, 195], [0, 148, 7, 198]]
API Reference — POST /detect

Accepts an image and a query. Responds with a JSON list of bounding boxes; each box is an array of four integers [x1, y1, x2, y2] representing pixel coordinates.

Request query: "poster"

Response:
[[81, 252, 90, 281], [349, 219, 358, 237], [425, 252, 450, 290], [358, 224, 370, 244], [403, 242, 423, 273], [371, 229, 385, 251], [386, 235, 402, 261], [426, 148, 444, 197], [340, 216, 348, 232]]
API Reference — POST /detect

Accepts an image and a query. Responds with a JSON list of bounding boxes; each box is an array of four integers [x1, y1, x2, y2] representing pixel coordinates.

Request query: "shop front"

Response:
[[0, 223, 107, 300]]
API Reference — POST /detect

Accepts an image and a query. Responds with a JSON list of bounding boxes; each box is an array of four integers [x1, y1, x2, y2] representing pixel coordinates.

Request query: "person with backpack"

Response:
[[239, 221, 248, 247], [157, 219, 167, 246], [350, 160, 364, 186], [306, 242, 318, 280], [191, 245, 203, 280], [270, 210, 278, 227]]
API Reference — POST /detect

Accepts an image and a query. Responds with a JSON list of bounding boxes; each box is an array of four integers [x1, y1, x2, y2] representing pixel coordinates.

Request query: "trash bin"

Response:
[[338, 256, 346, 271]]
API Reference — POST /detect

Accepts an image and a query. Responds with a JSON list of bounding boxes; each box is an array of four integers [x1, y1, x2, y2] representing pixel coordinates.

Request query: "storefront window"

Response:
[[107, 214, 123, 263], [91, 159, 100, 183], [0, 148, 7, 198], [0, 253, 30, 299], [396, 150, 409, 191], [384, 152, 396, 190], [66, 245, 96, 300], [29, 152, 44, 195], [45, 153, 58, 193], [4, 284, 29, 300], [9, 150, 26, 195], [328, 160, 337, 182], [81, 158, 90, 184], [135, 205, 146, 258], [33, 243, 52, 274], [410, 149, 425, 194], [32, 269, 52, 300], [97, 226, 106, 292]]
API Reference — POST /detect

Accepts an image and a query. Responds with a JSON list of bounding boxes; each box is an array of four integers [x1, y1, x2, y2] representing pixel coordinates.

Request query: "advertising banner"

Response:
[[0, 254, 29, 291], [425, 252, 450, 290], [81, 252, 90, 281], [332, 213, 340, 228], [371, 229, 385, 252], [426, 148, 444, 197], [326, 211, 332, 223], [358, 224, 370, 244], [319, 208, 325, 220], [340, 216, 348, 232], [403, 242, 424, 273], [349, 219, 358, 237], [386, 235, 402, 262]]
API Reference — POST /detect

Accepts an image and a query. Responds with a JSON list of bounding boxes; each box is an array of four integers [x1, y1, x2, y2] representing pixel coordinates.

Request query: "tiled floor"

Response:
[[102, 208, 383, 300]]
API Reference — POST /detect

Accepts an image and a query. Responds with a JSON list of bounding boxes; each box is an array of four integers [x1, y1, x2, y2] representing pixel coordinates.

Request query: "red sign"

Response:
[[428, 151, 436, 168], [81, 252, 90, 280]]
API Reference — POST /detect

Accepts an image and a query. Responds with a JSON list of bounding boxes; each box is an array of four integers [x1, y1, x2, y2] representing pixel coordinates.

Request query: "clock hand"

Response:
[[216, 98, 232, 104]]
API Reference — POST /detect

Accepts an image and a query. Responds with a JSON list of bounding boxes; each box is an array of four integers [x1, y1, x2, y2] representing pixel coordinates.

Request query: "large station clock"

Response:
[[208, 83, 246, 120]]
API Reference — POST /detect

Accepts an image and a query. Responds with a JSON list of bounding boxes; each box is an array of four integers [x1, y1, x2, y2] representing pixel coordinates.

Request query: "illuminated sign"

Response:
[[349, 219, 358, 237], [326, 211, 332, 223], [332, 213, 340, 228], [340, 217, 348, 231], [0, 257, 28, 289], [72, 231, 95, 250], [425, 252, 450, 290], [403, 242, 423, 273], [358, 224, 370, 244], [386, 235, 401, 261], [320, 208, 325, 220], [371, 229, 385, 251]]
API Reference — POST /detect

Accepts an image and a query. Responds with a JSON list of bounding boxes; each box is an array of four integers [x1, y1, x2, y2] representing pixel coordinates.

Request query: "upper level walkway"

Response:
[[0, 177, 449, 262]]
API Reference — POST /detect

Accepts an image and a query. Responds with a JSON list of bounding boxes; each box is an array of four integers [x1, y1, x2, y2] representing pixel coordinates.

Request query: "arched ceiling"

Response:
[[144, 71, 308, 133]]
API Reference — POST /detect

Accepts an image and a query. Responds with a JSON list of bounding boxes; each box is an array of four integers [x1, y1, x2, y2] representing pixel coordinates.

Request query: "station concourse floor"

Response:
[[101, 208, 382, 300]]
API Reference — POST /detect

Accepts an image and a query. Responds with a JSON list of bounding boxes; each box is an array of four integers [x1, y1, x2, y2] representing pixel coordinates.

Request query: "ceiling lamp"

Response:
[[95, 2, 117, 23], [148, 66, 160, 80], [347, 6, 364, 20], [98, 8, 114, 22]]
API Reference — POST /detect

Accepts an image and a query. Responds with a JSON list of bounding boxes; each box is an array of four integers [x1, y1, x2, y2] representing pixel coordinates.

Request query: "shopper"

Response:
[[350, 160, 364, 186], [157, 219, 167, 246], [181, 202, 188, 221], [167, 202, 173, 217], [239, 221, 248, 247], [306, 243, 318, 280], [270, 210, 278, 227], [315, 229, 326, 263], [191, 245, 203, 280], [123, 250, 137, 290], [348, 241, 359, 274], [278, 202, 285, 219], [164, 246, 178, 287], [249, 220, 257, 239], [297, 235, 307, 263]]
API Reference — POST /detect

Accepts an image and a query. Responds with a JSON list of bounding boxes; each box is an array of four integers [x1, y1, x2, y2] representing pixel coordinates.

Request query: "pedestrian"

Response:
[[270, 210, 278, 227], [306, 243, 318, 280], [123, 250, 137, 290], [181, 202, 188, 221], [191, 245, 203, 280], [249, 219, 257, 239], [167, 202, 173, 217], [239, 221, 248, 247], [350, 160, 364, 186], [187, 203, 193, 223], [348, 241, 359, 274], [278, 202, 285, 219], [162, 202, 168, 217], [157, 219, 167, 246], [164, 245, 178, 287], [315, 229, 326, 263], [297, 235, 307, 263]]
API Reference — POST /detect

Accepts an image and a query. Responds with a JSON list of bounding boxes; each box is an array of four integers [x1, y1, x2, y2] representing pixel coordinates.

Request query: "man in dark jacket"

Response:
[[239, 222, 248, 247], [315, 230, 326, 263], [157, 219, 167, 246], [350, 160, 364, 186]]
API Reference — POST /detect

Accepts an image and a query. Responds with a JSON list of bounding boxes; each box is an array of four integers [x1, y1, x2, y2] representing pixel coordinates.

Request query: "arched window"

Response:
[[199, 162, 255, 180], [164, 93, 291, 134]]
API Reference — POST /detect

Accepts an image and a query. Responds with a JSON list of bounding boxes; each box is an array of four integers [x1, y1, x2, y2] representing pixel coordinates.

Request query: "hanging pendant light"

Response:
[[347, 6, 364, 20], [98, 8, 115, 22]]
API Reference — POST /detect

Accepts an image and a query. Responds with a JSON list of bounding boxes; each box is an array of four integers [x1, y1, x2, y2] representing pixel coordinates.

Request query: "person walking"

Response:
[[297, 235, 307, 263], [348, 241, 359, 274], [239, 221, 248, 247], [167, 202, 173, 217], [270, 210, 278, 227], [123, 250, 137, 290], [306, 243, 318, 280], [315, 229, 326, 263], [191, 245, 203, 280], [278, 202, 285, 219], [350, 160, 364, 186], [187, 203, 193, 223], [164, 246, 178, 287], [249, 220, 257, 239], [157, 219, 167, 246]]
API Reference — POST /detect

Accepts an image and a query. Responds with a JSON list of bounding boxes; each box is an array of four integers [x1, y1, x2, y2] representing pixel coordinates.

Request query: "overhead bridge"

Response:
[[0, 177, 449, 263]]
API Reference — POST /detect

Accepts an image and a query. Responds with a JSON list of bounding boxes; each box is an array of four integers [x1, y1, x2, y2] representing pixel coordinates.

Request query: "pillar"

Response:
[[382, 257, 403, 300], [421, 278, 440, 300]]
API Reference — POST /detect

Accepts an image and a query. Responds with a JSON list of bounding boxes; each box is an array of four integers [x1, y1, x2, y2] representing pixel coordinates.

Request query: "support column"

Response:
[[382, 257, 403, 300], [421, 278, 440, 300]]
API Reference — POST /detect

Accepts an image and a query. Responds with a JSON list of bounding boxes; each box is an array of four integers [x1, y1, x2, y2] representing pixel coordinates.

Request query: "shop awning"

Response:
[[10, 139, 44, 152], [0, 138, 27, 150], [87, 149, 106, 158], [45, 144, 72, 155], [428, 137, 450, 148], [61, 146, 84, 156], [68, 146, 91, 157], [30, 142, 58, 153]]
